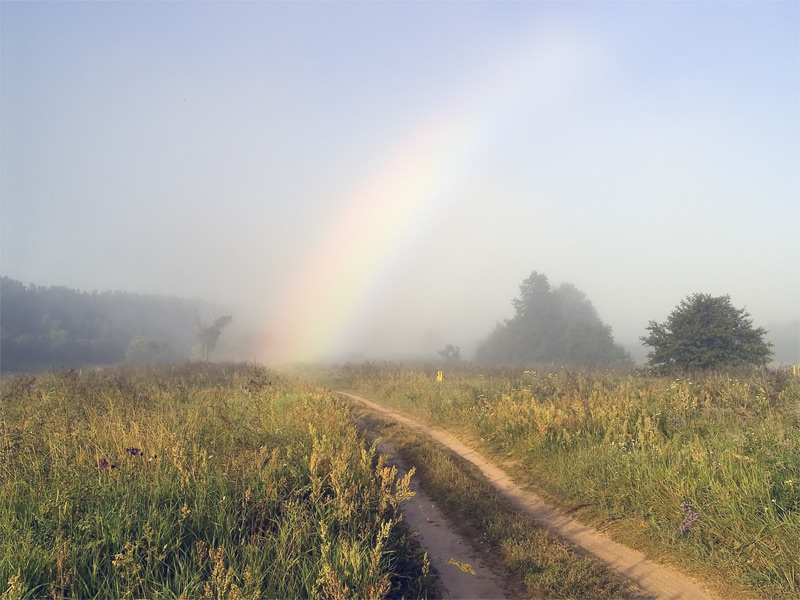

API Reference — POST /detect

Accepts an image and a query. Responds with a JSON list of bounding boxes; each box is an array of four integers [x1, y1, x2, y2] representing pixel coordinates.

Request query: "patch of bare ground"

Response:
[[341, 391, 717, 600]]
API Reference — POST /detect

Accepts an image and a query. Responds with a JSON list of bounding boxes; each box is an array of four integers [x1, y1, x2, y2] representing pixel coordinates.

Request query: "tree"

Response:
[[475, 271, 631, 368], [641, 293, 773, 373], [195, 315, 233, 361], [438, 344, 461, 361]]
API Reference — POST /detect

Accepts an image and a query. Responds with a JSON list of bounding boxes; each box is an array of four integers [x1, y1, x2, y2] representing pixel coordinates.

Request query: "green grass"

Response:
[[0, 363, 436, 599], [322, 363, 800, 600]]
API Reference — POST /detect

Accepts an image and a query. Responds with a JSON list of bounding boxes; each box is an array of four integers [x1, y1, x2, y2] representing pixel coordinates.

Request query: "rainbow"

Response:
[[260, 29, 592, 363]]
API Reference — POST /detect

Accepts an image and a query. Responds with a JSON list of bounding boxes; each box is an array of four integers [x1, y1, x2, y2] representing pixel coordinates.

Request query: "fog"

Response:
[[2, 2, 798, 364]]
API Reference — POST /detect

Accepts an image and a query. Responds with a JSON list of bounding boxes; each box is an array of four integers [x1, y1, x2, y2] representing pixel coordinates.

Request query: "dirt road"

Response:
[[340, 391, 715, 600], [375, 435, 523, 599]]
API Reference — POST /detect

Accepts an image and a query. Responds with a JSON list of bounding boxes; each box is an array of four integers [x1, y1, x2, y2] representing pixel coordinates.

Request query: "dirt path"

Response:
[[340, 391, 716, 600], [373, 434, 523, 599]]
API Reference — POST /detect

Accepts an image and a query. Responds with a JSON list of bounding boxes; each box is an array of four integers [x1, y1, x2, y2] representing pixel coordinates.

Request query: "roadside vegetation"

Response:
[[0, 363, 436, 599], [325, 364, 800, 600]]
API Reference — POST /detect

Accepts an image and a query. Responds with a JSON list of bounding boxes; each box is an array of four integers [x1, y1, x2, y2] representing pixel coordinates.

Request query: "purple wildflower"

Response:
[[98, 458, 110, 470], [676, 502, 700, 534], [126, 447, 141, 456]]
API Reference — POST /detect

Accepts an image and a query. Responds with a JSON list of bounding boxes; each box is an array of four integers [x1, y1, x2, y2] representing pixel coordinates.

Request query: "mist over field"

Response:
[[1, 2, 798, 365]]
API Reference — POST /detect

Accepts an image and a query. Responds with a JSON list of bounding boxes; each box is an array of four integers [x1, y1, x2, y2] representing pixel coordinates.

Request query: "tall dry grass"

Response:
[[0, 363, 435, 599], [327, 363, 800, 599]]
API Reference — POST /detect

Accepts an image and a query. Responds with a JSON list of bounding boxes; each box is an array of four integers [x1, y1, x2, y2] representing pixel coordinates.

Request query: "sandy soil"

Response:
[[340, 391, 716, 600]]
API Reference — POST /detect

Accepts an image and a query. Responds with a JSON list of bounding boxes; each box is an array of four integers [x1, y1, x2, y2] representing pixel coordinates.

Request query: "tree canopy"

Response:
[[641, 293, 773, 373], [474, 271, 631, 368]]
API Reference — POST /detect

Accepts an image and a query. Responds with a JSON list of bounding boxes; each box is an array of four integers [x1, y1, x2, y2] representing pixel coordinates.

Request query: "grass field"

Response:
[[323, 364, 800, 600], [4, 361, 797, 599], [0, 363, 436, 599]]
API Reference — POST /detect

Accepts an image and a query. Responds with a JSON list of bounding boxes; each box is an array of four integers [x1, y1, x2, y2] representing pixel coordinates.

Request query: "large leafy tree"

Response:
[[475, 271, 631, 367], [642, 293, 773, 373]]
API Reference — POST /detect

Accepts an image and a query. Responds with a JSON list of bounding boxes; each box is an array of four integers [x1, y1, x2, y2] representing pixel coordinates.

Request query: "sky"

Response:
[[2, 1, 798, 364]]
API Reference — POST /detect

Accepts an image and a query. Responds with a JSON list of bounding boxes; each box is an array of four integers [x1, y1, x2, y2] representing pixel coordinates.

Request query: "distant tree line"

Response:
[[0, 277, 221, 372], [474, 271, 632, 368]]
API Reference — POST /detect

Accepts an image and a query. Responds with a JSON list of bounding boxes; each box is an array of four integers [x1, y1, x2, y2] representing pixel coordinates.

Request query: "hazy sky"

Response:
[[2, 1, 798, 362]]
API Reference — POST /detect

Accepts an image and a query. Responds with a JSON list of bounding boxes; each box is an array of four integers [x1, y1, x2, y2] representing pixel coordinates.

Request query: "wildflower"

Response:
[[126, 447, 141, 456], [676, 502, 700, 534], [98, 458, 110, 470]]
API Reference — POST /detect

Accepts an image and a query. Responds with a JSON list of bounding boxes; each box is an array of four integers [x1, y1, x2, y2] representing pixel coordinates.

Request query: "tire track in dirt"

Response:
[[372, 433, 523, 599], [339, 391, 715, 600]]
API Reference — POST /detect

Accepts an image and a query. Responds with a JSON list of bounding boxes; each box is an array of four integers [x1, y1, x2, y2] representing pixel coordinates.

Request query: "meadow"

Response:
[[324, 364, 800, 600], [4, 361, 797, 600], [0, 363, 435, 599]]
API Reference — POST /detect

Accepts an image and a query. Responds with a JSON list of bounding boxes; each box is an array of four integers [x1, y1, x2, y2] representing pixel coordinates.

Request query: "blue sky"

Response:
[[2, 1, 798, 360]]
